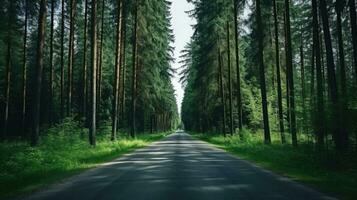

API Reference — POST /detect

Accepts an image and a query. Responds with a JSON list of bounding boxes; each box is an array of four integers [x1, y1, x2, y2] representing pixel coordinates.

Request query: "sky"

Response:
[[170, 0, 195, 115]]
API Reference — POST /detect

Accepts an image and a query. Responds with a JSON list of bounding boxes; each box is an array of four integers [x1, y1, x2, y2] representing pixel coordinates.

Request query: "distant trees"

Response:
[[0, 0, 178, 145], [181, 0, 357, 152]]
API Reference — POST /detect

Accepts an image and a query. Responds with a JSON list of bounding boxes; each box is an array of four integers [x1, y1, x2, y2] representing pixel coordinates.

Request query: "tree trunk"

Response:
[[67, 0, 76, 116], [60, 0, 65, 119], [49, 0, 55, 124], [256, 0, 271, 144], [89, 0, 97, 147], [285, 0, 297, 147], [112, 0, 123, 141], [82, 0, 88, 120], [218, 48, 226, 137], [22, 0, 29, 135], [233, 1, 243, 131], [32, 0, 47, 146], [131, 1, 138, 138], [312, 0, 325, 149], [300, 31, 306, 134], [120, 12, 127, 127], [320, 0, 348, 151], [226, 21, 234, 136], [273, 0, 285, 143], [97, 0, 105, 113], [336, 0, 347, 99], [349, 0, 357, 82]]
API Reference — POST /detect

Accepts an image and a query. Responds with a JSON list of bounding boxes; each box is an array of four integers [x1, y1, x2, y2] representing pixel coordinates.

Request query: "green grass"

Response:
[[0, 120, 169, 199], [193, 131, 357, 200]]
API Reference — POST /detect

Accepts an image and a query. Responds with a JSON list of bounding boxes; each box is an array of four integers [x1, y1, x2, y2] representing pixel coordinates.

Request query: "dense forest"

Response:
[[181, 0, 357, 152], [0, 0, 179, 146]]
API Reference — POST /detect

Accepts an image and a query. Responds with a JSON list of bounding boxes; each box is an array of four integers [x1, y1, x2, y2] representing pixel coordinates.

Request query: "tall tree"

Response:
[[131, 0, 139, 138], [256, 0, 271, 144], [312, 0, 325, 149], [226, 21, 234, 135], [233, 0, 243, 131], [112, 0, 123, 141], [89, 0, 97, 146], [3, 0, 13, 137], [284, 0, 297, 147], [320, 0, 348, 151], [67, 0, 76, 116], [22, 0, 29, 134], [273, 0, 285, 143], [82, 0, 88, 119], [32, 0, 47, 146], [336, 0, 347, 99], [60, 0, 65, 119], [97, 0, 105, 112], [218, 47, 226, 136], [49, 0, 55, 123]]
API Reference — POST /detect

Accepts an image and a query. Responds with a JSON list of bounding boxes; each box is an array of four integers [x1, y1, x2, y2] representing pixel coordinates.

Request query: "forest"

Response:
[[1, 0, 357, 199], [0, 0, 179, 145], [181, 0, 357, 152]]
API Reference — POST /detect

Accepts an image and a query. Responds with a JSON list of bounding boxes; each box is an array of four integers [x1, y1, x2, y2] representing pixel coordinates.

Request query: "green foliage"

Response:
[[0, 119, 168, 198], [194, 132, 357, 200]]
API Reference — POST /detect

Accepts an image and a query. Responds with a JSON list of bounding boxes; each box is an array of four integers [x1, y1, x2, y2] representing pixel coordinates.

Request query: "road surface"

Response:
[[24, 131, 336, 200]]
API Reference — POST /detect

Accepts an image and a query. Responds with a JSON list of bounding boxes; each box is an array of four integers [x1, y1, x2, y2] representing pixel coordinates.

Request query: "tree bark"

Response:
[[285, 0, 297, 147], [131, 0, 138, 138], [112, 0, 123, 141], [21, 0, 29, 135], [256, 0, 271, 144], [226, 21, 234, 136], [320, 0, 348, 151], [82, 0, 88, 120], [49, 0, 55, 124], [218, 48, 226, 137], [67, 0, 76, 116], [3, 0, 13, 138], [32, 0, 47, 146], [90, 0, 97, 147], [273, 0, 285, 143], [60, 0, 65, 119], [312, 0, 325, 149], [233, 1, 243, 131]]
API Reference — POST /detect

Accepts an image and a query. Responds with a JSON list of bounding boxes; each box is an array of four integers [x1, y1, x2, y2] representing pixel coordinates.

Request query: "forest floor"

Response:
[[193, 131, 357, 200], [0, 120, 169, 199]]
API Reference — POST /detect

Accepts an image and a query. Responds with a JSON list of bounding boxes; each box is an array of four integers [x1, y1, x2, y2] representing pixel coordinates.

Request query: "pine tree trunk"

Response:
[[233, 1, 243, 131], [218, 48, 226, 137], [67, 0, 76, 116], [49, 0, 55, 124], [320, 0, 348, 151], [60, 0, 65, 119], [97, 0, 105, 114], [82, 0, 88, 120], [285, 0, 297, 147], [32, 0, 47, 146], [3, 0, 13, 138], [21, 0, 29, 136], [226, 21, 234, 136], [120, 13, 127, 127], [89, 0, 97, 147], [273, 0, 285, 143], [112, 0, 123, 141], [312, 0, 325, 149], [300, 32, 306, 134], [131, 1, 138, 138], [336, 0, 347, 99], [256, 0, 271, 144]]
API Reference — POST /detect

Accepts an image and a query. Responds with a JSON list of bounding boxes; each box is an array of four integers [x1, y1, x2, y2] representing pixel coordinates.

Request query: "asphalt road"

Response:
[[24, 131, 336, 200]]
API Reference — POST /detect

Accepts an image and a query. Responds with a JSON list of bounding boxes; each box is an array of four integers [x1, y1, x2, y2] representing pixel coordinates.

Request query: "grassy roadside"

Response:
[[193, 132, 357, 200], [0, 120, 170, 199]]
